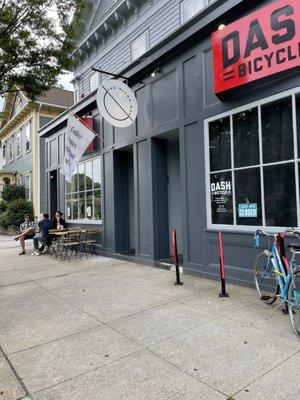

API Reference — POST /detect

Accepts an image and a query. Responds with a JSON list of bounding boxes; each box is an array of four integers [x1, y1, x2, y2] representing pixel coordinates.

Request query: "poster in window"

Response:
[[210, 172, 233, 224]]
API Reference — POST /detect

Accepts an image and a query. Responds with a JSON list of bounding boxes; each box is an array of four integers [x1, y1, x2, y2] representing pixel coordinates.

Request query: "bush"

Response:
[[1, 184, 26, 202], [0, 200, 8, 213], [0, 199, 33, 229]]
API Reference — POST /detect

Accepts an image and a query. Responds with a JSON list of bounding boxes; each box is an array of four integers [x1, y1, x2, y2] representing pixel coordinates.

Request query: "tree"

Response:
[[1, 184, 25, 202], [0, 0, 87, 100]]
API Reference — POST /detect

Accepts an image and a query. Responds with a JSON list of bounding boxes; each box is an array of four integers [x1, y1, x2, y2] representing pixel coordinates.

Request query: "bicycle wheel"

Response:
[[254, 250, 278, 304], [287, 270, 300, 336]]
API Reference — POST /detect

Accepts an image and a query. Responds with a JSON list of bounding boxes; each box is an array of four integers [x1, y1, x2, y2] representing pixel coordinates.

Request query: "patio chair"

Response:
[[61, 230, 81, 261], [80, 228, 99, 258]]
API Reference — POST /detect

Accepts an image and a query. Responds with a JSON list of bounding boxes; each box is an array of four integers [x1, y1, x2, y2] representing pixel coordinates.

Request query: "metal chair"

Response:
[[80, 228, 98, 258], [61, 230, 81, 261]]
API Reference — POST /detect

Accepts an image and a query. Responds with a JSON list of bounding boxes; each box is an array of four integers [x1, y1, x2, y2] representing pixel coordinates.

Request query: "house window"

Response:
[[131, 31, 149, 61], [9, 138, 13, 162], [25, 122, 31, 152], [206, 90, 300, 230], [181, 0, 206, 23], [66, 157, 101, 222], [89, 72, 100, 93], [2, 144, 6, 166], [16, 131, 21, 158], [24, 173, 31, 201]]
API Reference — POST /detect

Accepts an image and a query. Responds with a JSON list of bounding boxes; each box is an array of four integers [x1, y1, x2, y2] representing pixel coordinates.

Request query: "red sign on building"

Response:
[[212, 0, 300, 94]]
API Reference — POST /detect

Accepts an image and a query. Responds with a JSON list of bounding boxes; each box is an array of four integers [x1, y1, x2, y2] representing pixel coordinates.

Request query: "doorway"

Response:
[[114, 146, 135, 254], [49, 170, 58, 218], [153, 130, 183, 261]]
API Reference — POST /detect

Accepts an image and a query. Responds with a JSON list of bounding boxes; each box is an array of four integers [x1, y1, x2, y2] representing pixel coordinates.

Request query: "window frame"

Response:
[[16, 130, 21, 158], [131, 30, 149, 62], [25, 121, 31, 153], [2, 143, 6, 166], [65, 155, 102, 225], [9, 137, 13, 163], [16, 175, 22, 186], [24, 172, 31, 201], [180, 0, 208, 24], [204, 86, 300, 233]]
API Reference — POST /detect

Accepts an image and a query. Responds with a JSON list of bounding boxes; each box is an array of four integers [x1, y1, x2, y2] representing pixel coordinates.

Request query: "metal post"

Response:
[[172, 229, 183, 285], [218, 231, 229, 297]]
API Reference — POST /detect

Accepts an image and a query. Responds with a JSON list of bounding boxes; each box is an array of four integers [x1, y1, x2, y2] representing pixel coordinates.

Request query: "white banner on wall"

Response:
[[60, 114, 95, 183]]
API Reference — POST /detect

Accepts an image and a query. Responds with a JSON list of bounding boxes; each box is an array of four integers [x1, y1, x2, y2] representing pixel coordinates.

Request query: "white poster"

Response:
[[60, 114, 95, 183]]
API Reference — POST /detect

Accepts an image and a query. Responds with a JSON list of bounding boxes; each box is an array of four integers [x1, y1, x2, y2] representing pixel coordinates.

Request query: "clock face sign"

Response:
[[96, 79, 138, 128]]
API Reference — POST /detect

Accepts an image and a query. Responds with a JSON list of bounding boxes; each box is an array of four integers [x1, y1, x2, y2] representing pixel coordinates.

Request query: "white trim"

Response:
[[65, 155, 102, 223], [66, 219, 102, 225], [204, 85, 300, 232]]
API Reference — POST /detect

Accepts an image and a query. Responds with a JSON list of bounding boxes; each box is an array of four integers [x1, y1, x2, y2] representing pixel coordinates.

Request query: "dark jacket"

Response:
[[52, 218, 66, 230]]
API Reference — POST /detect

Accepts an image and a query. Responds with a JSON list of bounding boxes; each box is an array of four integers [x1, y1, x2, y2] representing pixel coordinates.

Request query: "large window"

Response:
[[131, 31, 148, 61], [66, 157, 101, 222], [206, 91, 300, 229], [2, 144, 6, 166], [16, 131, 21, 158], [25, 122, 31, 153], [9, 138, 13, 162], [25, 173, 31, 201]]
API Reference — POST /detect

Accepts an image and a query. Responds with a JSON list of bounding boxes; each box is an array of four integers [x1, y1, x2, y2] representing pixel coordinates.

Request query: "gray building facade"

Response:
[[40, 0, 300, 287]]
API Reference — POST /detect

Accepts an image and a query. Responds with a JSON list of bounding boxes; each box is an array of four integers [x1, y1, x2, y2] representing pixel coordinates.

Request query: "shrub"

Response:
[[1, 184, 26, 202], [0, 200, 8, 213], [0, 199, 33, 229]]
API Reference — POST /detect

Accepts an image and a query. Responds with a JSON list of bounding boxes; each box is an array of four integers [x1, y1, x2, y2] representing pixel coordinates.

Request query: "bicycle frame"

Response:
[[255, 230, 299, 307]]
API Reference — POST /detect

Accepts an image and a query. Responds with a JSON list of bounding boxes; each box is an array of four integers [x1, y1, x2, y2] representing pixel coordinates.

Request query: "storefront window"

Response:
[[209, 117, 231, 171], [66, 157, 102, 222], [206, 92, 300, 229], [233, 108, 259, 168], [261, 97, 293, 164]]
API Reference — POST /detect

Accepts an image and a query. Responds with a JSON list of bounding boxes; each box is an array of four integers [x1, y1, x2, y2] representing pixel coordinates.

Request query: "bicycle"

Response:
[[253, 229, 300, 336]]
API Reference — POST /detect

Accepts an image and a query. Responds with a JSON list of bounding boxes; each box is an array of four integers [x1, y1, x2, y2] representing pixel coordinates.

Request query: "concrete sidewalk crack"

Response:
[[0, 344, 32, 399]]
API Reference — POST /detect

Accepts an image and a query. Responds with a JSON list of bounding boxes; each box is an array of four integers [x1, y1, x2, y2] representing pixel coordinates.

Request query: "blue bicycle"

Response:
[[254, 229, 300, 336]]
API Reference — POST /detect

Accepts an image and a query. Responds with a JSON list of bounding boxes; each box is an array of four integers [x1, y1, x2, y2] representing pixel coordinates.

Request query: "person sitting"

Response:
[[14, 214, 36, 255], [52, 211, 66, 230], [31, 213, 53, 256]]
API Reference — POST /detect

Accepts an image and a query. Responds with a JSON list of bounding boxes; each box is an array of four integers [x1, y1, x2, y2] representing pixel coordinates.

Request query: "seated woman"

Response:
[[52, 211, 67, 230], [14, 214, 35, 255]]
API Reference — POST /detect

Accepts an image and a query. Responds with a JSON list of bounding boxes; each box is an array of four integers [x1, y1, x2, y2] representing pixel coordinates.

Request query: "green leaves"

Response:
[[0, 0, 86, 100]]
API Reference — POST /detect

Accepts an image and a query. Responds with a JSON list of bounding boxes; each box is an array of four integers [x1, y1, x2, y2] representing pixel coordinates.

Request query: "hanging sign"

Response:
[[60, 114, 95, 183], [96, 79, 138, 128], [212, 0, 300, 93]]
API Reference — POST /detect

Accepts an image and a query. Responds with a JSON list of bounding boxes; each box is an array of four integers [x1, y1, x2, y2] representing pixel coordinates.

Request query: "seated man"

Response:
[[14, 214, 35, 255], [32, 213, 53, 256]]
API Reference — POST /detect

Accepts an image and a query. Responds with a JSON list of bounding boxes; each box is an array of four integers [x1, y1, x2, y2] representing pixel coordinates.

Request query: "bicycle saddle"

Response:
[[287, 242, 300, 250]]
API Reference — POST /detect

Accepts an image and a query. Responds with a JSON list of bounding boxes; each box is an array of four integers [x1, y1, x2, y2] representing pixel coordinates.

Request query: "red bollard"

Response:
[[172, 229, 183, 285], [218, 231, 229, 297]]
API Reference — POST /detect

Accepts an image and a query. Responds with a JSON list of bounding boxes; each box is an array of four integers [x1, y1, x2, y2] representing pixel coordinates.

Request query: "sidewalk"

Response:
[[0, 234, 299, 400]]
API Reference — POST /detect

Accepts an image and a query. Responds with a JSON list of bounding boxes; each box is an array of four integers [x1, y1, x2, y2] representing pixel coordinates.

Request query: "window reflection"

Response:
[[65, 158, 102, 221]]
